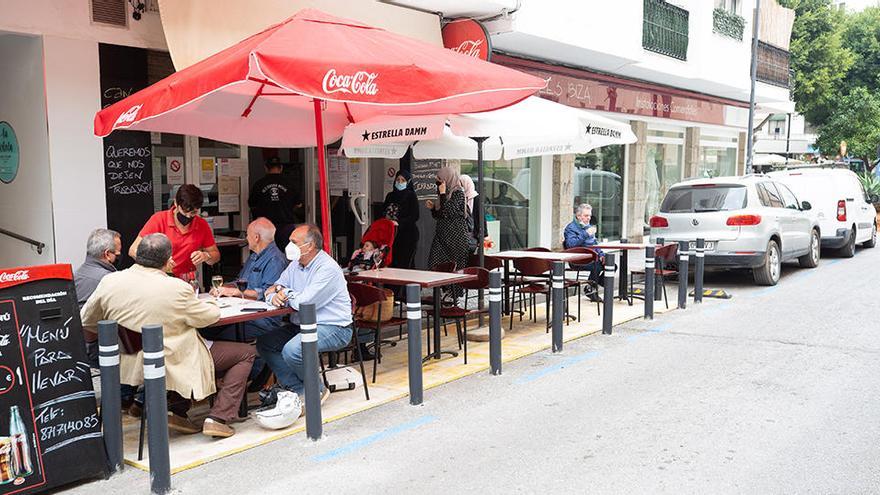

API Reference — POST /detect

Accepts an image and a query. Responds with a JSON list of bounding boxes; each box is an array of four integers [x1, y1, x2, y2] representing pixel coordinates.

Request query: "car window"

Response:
[[755, 183, 772, 207], [660, 185, 747, 213], [777, 183, 800, 209], [759, 182, 785, 208]]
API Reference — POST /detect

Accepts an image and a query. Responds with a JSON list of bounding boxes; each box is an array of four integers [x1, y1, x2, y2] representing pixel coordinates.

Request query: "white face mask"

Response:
[[285, 242, 301, 262]]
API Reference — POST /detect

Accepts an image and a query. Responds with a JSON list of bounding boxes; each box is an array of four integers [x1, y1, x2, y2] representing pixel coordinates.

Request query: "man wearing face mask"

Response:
[[259, 224, 353, 406], [563, 203, 605, 302], [74, 228, 122, 368], [129, 184, 220, 279]]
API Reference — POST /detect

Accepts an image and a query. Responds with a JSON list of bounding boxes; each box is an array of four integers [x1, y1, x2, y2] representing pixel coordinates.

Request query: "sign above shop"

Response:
[[0, 121, 20, 184], [442, 19, 492, 61]]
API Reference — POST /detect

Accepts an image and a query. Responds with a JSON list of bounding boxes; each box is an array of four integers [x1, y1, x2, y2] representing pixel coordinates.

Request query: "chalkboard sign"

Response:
[[0, 265, 106, 494], [99, 44, 153, 270], [411, 159, 442, 200]]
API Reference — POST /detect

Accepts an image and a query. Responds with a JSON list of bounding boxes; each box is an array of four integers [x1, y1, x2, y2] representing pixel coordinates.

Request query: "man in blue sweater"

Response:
[[563, 203, 604, 302]]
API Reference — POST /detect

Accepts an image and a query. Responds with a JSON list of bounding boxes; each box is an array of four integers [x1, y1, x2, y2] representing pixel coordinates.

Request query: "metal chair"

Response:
[[511, 257, 552, 332], [629, 243, 678, 309], [348, 282, 407, 383], [422, 267, 490, 364], [563, 247, 602, 318], [320, 297, 370, 401]]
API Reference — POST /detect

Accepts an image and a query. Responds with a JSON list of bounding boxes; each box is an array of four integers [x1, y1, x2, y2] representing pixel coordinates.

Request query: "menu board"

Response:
[[411, 159, 442, 200], [0, 265, 106, 494]]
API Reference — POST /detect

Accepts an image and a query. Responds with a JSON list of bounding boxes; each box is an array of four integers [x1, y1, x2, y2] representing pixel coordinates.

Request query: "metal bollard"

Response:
[[142, 325, 171, 495], [677, 241, 689, 310], [551, 261, 564, 353], [98, 320, 123, 474], [299, 303, 322, 440], [405, 284, 424, 404], [602, 253, 616, 335], [694, 238, 705, 303], [654, 237, 665, 301], [488, 270, 503, 375], [644, 246, 655, 320]]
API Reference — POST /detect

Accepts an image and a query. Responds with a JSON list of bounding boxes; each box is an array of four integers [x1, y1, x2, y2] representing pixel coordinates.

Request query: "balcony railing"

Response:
[[713, 7, 745, 40], [756, 41, 791, 88], [643, 0, 689, 61]]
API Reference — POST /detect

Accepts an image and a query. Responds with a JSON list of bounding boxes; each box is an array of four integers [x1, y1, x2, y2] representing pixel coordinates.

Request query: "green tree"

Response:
[[842, 7, 880, 92], [815, 87, 880, 162], [780, 0, 853, 125]]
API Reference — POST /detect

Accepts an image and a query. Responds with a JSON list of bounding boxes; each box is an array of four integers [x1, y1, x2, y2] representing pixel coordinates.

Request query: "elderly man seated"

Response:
[[73, 228, 122, 367], [563, 203, 604, 302], [259, 224, 353, 406], [81, 233, 255, 438]]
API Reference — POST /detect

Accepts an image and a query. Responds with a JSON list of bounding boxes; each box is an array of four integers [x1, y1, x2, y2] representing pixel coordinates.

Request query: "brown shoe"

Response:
[[202, 418, 235, 438], [128, 402, 143, 418], [167, 413, 200, 434]]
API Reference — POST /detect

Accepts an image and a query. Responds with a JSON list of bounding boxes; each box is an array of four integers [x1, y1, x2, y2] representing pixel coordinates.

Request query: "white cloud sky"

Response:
[[838, 0, 879, 11]]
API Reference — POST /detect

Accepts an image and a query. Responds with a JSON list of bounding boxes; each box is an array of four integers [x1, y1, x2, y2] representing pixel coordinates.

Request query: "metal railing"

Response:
[[0, 228, 45, 254], [643, 0, 690, 61], [756, 41, 791, 89]]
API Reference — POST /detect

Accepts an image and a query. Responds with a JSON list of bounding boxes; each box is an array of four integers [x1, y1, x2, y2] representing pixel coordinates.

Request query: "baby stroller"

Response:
[[359, 218, 396, 267]]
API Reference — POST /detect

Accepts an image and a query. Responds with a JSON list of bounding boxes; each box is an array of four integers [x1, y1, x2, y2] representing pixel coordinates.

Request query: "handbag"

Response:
[[355, 288, 394, 322]]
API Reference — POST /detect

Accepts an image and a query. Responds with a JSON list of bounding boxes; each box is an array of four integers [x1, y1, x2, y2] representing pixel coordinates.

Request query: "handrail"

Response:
[[0, 228, 45, 254]]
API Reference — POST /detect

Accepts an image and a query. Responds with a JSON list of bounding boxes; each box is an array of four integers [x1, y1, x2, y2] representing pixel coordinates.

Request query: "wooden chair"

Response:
[[348, 282, 407, 383], [320, 297, 370, 401], [421, 267, 490, 364], [117, 326, 149, 461], [467, 254, 503, 271], [563, 247, 602, 319], [629, 243, 678, 309], [511, 257, 552, 332]]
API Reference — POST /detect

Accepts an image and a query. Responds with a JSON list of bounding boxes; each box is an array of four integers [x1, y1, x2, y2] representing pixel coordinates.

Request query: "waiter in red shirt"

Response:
[[129, 184, 220, 278]]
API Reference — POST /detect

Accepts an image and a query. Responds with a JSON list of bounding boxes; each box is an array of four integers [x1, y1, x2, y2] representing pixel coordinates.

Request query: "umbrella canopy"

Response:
[[342, 96, 637, 160], [93, 9, 545, 252]]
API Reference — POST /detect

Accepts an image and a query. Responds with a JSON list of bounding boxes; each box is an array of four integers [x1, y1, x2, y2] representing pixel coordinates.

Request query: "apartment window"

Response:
[[643, 0, 689, 61], [757, 42, 791, 88], [713, 0, 745, 40], [715, 0, 740, 13]]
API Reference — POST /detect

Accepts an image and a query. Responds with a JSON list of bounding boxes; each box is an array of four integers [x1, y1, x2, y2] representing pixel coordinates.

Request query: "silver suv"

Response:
[[649, 175, 821, 286]]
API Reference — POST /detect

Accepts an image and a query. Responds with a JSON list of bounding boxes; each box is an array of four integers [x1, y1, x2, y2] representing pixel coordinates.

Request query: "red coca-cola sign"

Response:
[[0, 264, 72, 290], [442, 19, 492, 61]]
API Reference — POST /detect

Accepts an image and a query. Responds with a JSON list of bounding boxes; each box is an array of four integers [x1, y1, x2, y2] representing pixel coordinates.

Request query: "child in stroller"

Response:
[[348, 240, 386, 272]]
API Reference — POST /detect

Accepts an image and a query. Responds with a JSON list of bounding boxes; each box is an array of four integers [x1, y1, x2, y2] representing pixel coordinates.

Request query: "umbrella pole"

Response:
[[470, 137, 489, 267], [313, 99, 332, 253]]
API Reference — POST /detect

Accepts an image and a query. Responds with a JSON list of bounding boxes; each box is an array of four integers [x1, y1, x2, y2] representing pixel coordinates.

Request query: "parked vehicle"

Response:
[[649, 175, 821, 286], [769, 167, 877, 256]]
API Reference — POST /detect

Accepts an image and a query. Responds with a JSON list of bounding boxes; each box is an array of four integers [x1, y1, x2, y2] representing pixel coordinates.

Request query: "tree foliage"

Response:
[[842, 7, 880, 92], [814, 87, 880, 162]]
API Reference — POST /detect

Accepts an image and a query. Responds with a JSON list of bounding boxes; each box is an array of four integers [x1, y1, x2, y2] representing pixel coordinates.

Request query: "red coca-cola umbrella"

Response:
[[94, 9, 546, 251]]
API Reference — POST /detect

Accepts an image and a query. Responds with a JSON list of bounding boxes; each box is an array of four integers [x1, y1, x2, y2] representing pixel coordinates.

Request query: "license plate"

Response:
[[688, 241, 715, 251]]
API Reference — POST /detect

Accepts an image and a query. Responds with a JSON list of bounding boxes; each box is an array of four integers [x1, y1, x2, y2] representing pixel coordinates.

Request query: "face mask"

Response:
[[285, 242, 301, 262], [395, 181, 407, 191], [578, 220, 589, 228], [177, 211, 194, 226]]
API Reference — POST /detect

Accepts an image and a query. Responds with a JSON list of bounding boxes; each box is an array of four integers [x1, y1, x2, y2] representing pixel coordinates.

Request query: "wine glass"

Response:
[[211, 275, 223, 299], [235, 279, 248, 294]]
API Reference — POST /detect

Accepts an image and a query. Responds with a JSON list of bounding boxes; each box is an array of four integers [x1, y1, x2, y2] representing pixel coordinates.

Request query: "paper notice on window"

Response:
[[218, 158, 246, 177], [166, 156, 185, 185], [349, 158, 364, 195], [218, 176, 240, 212], [200, 157, 216, 184], [328, 155, 348, 195]]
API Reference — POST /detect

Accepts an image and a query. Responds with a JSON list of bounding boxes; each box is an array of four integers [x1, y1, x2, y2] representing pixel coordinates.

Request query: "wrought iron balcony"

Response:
[[642, 0, 689, 61], [756, 41, 791, 88]]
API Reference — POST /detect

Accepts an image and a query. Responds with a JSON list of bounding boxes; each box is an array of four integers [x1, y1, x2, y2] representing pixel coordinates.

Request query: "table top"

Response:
[[214, 235, 248, 248], [199, 295, 293, 327], [492, 250, 594, 262], [349, 267, 478, 288], [593, 241, 677, 250]]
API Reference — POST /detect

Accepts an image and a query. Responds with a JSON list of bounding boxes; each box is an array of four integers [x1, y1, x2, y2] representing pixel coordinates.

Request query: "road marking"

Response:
[[312, 415, 438, 462], [628, 323, 672, 341], [646, 323, 672, 333], [516, 351, 600, 384]]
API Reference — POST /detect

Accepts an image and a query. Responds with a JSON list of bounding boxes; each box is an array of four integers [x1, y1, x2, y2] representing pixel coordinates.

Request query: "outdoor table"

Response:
[[201, 295, 293, 335], [349, 268, 478, 362], [592, 241, 676, 302], [214, 235, 248, 248], [492, 250, 594, 315]]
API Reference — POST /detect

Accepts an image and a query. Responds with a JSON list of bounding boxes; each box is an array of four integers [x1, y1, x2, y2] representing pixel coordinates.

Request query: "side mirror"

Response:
[[801, 201, 812, 211]]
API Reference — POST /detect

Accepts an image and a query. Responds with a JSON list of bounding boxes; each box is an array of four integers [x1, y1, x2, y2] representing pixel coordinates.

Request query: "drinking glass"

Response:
[[235, 279, 248, 293], [211, 275, 223, 299]]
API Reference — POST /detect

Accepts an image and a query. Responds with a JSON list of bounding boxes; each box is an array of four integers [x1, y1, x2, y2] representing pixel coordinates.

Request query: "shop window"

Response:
[[699, 135, 738, 178], [574, 145, 624, 240], [645, 129, 684, 228], [460, 157, 539, 251]]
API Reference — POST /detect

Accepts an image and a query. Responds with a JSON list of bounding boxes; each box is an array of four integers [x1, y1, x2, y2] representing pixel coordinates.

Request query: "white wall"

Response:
[[0, 34, 56, 267], [43, 35, 107, 265]]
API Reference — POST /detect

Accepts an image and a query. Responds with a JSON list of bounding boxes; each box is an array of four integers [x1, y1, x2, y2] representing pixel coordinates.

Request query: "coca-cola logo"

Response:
[[321, 69, 379, 96], [114, 104, 143, 127], [451, 39, 484, 58], [0, 270, 29, 283]]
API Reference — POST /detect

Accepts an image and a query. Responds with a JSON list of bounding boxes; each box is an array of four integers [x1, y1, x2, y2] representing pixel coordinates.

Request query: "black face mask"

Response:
[[177, 211, 195, 226]]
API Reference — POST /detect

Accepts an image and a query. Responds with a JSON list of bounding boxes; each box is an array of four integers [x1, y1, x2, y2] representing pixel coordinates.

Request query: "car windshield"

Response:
[[660, 185, 747, 213]]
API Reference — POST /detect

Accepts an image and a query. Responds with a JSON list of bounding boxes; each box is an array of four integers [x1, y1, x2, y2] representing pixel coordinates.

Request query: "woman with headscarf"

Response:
[[382, 170, 420, 268], [426, 166, 469, 298], [459, 174, 491, 254]]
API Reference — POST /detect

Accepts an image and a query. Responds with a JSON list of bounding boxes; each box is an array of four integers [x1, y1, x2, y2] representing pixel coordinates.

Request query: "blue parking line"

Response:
[[312, 415, 437, 462], [629, 323, 672, 341], [647, 323, 672, 333], [516, 351, 600, 384]]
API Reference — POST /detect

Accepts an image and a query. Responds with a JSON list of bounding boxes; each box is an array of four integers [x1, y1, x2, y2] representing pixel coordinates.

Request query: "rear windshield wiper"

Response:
[[694, 208, 722, 212]]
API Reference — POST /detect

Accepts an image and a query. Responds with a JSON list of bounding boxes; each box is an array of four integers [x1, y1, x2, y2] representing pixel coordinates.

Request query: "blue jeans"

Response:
[[255, 323, 352, 395]]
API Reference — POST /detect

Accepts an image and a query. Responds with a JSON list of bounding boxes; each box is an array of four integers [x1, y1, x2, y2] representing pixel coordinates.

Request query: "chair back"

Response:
[[118, 326, 143, 355], [513, 257, 552, 277], [525, 247, 551, 252], [563, 247, 598, 267], [347, 282, 387, 309], [431, 261, 456, 273], [459, 267, 490, 290], [467, 254, 503, 271], [656, 243, 678, 263]]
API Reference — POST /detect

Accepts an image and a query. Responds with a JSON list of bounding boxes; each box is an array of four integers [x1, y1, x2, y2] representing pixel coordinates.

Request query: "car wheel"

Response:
[[753, 240, 781, 286], [798, 230, 820, 268], [837, 227, 856, 258], [863, 222, 876, 248]]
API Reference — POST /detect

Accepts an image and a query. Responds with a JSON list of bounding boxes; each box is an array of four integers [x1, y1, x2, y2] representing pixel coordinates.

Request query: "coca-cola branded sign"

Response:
[[442, 19, 492, 61], [0, 270, 28, 284], [0, 265, 71, 291], [321, 69, 379, 96]]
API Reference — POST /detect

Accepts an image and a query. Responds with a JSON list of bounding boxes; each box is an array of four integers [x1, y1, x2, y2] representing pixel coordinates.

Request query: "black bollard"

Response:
[[141, 324, 171, 495], [299, 303, 322, 440], [551, 261, 564, 353], [644, 246, 655, 320], [677, 241, 689, 310], [98, 320, 123, 474], [405, 284, 424, 404], [654, 237, 665, 302], [488, 270, 503, 375], [602, 253, 616, 335], [694, 238, 705, 303]]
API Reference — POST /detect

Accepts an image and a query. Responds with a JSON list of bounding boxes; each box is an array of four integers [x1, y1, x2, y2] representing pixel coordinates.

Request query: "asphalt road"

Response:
[[66, 244, 880, 494]]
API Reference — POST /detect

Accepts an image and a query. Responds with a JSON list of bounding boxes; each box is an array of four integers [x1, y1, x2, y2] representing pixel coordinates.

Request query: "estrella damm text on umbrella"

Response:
[[321, 69, 379, 96]]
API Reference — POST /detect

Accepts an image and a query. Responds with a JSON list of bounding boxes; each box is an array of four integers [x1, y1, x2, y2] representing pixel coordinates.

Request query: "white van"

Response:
[[769, 167, 877, 257]]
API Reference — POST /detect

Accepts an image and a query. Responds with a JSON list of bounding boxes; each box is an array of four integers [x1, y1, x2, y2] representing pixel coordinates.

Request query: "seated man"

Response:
[[81, 233, 255, 438], [259, 224, 353, 405], [563, 203, 604, 302], [74, 228, 121, 367]]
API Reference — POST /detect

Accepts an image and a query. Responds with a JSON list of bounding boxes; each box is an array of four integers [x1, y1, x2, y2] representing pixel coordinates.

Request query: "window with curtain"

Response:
[[573, 145, 625, 240]]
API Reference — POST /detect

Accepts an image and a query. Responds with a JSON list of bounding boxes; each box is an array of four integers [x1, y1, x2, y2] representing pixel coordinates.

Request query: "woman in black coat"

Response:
[[382, 170, 420, 268]]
